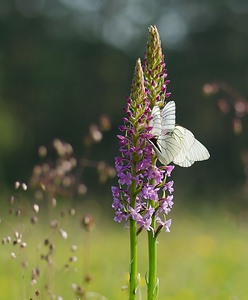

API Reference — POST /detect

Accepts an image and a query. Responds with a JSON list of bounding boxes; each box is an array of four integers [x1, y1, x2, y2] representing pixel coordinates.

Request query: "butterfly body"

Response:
[[150, 101, 210, 167]]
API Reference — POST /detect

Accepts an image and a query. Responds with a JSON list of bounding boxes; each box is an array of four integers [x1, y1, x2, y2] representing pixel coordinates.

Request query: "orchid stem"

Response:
[[129, 218, 138, 300], [147, 215, 158, 300]]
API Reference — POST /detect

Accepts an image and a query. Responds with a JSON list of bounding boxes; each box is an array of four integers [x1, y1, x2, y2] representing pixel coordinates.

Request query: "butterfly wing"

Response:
[[150, 102, 180, 165], [172, 126, 210, 167], [149, 135, 181, 166], [161, 101, 176, 133], [151, 106, 162, 136], [185, 138, 210, 165]]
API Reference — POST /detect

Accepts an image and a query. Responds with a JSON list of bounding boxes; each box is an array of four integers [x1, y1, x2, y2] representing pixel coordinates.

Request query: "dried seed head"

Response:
[[68, 208, 76, 216], [14, 231, 22, 239], [77, 184, 87, 195], [30, 216, 38, 224], [31, 279, 37, 286], [9, 195, 15, 205], [49, 243, 55, 252], [38, 145, 47, 158], [15, 208, 22, 216], [84, 274, 93, 283], [72, 284, 85, 296], [35, 290, 40, 296], [22, 183, 28, 191], [70, 157, 77, 167], [76, 286, 85, 296], [13, 238, 22, 245], [233, 118, 242, 134], [50, 220, 58, 229], [40, 183, 46, 191], [99, 114, 111, 131], [90, 124, 102, 142], [51, 198, 57, 207], [59, 229, 68, 240], [31, 267, 40, 279], [44, 238, 50, 246], [69, 256, 77, 263], [107, 166, 116, 178], [217, 98, 230, 114], [62, 176, 72, 187], [33, 204, 39, 213], [34, 190, 43, 200], [202, 83, 219, 95], [71, 245, 77, 252], [21, 260, 29, 268], [15, 181, 20, 189], [20, 242, 27, 248], [33, 165, 42, 176], [81, 215, 95, 232]]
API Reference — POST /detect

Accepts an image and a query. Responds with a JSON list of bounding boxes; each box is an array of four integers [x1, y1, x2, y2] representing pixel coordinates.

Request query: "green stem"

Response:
[[147, 215, 158, 300], [129, 218, 138, 300]]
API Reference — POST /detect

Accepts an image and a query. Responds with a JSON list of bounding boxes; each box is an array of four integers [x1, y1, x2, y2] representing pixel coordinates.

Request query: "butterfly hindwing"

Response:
[[173, 126, 210, 167], [185, 137, 210, 163]]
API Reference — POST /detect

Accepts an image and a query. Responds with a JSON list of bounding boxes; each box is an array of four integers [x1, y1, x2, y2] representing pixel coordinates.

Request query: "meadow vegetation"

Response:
[[1, 196, 248, 300]]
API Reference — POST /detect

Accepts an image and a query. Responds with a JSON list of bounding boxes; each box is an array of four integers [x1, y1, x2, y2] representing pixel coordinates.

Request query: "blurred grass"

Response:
[[0, 201, 248, 300]]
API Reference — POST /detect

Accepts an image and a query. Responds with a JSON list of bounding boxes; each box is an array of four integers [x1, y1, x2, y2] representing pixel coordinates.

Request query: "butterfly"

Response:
[[149, 101, 210, 167]]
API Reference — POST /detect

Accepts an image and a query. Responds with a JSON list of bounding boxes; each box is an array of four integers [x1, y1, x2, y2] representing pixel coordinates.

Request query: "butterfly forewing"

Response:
[[161, 101, 176, 133], [151, 106, 162, 136]]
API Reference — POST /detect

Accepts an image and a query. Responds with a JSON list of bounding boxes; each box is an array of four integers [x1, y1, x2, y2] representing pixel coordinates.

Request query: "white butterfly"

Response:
[[150, 101, 210, 167]]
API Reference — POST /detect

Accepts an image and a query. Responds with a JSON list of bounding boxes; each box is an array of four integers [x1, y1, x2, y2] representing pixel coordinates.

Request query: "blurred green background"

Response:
[[1, 2, 248, 300], [0, 0, 248, 204]]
